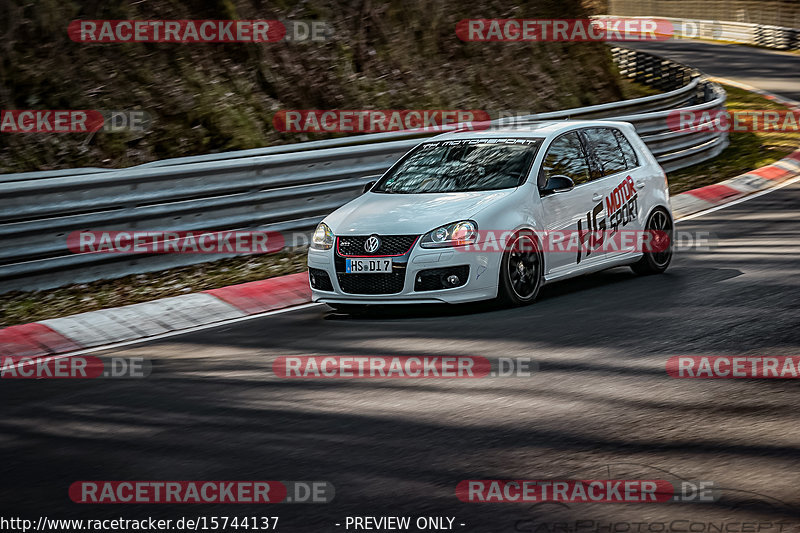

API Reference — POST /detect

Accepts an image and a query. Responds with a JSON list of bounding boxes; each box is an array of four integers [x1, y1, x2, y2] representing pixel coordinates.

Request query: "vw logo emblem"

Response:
[[364, 235, 381, 253]]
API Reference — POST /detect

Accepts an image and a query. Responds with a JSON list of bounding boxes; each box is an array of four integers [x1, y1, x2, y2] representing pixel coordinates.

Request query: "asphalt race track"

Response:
[[2, 43, 799, 532], [623, 39, 800, 102], [2, 178, 800, 529]]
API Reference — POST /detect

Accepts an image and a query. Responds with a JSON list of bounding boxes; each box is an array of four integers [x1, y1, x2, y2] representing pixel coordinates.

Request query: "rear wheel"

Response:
[[497, 232, 543, 306], [631, 208, 673, 275]]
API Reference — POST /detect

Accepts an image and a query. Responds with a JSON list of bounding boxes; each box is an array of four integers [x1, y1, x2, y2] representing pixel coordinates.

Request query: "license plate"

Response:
[[345, 258, 393, 273]]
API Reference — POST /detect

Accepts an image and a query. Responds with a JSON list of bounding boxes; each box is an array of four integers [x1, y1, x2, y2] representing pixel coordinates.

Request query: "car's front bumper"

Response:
[[307, 244, 502, 304]]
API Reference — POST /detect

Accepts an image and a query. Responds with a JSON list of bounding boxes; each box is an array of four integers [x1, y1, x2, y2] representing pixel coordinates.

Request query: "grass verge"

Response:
[[667, 84, 800, 194], [0, 248, 308, 327]]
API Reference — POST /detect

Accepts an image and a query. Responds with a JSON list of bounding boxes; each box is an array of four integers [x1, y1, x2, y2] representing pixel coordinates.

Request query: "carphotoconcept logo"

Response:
[[506, 463, 791, 531]]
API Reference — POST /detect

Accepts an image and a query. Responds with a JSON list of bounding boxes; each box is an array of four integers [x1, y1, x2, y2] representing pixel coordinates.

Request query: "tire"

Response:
[[631, 208, 673, 275], [497, 231, 544, 306]]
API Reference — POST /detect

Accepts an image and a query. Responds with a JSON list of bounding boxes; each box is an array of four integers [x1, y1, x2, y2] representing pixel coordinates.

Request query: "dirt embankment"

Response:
[[0, 0, 622, 172]]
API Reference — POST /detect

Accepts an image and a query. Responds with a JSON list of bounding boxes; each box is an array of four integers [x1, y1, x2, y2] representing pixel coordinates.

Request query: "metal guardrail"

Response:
[[753, 24, 800, 50], [677, 17, 800, 49], [0, 47, 729, 293], [608, 0, 800, 31], [596, 15, 800, 50]]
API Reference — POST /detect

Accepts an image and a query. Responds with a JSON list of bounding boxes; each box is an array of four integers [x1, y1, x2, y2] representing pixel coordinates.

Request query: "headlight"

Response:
[[420, 220, 478, 248], [311, 222, 334, 250]]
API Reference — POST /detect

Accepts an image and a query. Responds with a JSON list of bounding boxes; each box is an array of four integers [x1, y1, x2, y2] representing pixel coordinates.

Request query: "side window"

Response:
[[540, 132, 591, 187], [613, 128, 640, 169], [582, 128, 627, 177]]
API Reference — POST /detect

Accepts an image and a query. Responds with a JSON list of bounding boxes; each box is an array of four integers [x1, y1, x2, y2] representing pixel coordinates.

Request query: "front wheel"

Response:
[[497, 232, 543, 306], [631, 208, 673, 275]]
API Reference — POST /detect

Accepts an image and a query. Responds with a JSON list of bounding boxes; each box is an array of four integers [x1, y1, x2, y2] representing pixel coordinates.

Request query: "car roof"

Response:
[[427, 120, 633, 142]]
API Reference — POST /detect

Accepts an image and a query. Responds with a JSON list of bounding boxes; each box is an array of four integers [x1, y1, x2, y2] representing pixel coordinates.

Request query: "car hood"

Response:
[[324, 189, 515, 235]]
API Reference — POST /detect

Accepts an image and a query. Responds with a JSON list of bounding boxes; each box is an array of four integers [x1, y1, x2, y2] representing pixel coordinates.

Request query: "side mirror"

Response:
[[539, 175, 574, 196], [363, 180, 377, 194]]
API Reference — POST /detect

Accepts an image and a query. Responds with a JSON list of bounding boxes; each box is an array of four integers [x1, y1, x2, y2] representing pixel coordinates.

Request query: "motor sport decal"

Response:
[[430, 138, 542, 147], [576, 203, 605, 265], [606, 176, 639, 232], [576, 175, 639, 264]]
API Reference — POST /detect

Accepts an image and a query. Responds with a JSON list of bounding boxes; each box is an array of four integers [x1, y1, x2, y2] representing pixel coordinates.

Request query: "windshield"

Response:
[[373, 138, 542, 193]]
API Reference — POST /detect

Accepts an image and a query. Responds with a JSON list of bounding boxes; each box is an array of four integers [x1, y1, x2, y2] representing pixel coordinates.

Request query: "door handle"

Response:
[[591, 193, 603, 202], [635, 180, 645, 189]]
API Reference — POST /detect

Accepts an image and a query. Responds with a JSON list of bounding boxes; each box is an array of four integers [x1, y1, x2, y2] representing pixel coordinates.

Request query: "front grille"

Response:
[[309, 268, 333, 291], [337, 272, 405, 294], [414, 265, 470, 292], [334, 234, 414, 294], [337, 235, 418, 256]]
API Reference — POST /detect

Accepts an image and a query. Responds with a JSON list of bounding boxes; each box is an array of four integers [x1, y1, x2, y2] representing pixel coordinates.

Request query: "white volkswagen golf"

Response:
[[307, 121, 673, 311]]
